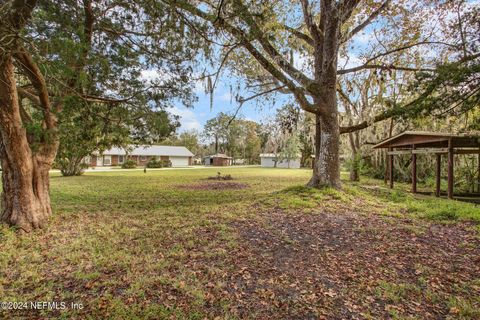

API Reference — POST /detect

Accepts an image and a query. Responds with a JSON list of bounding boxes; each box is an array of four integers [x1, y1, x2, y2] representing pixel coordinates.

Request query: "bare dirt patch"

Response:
[[177, 181, 248, 190]]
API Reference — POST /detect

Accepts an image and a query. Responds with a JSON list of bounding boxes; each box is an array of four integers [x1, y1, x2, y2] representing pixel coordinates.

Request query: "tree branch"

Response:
[[67, 0, 94, 89], [340, 110, 391, 134], [338, 0, 362, 25], [232, 0, 315, 89], [7, 0, 37, 31], [365, 41, 458, 64], [17, 87, 42, 108], [342, 0, 391, 43], [300, 0, 323, 43], [284, 25, 314, 47], [0, 0, 37, 53], [338, 64, 435, 74], [337, 86, 357, 115], [13, 49, 56, 130], [18, 100, 33, 125], [238, 85, 286, 104], [164, 0, 318, 113]]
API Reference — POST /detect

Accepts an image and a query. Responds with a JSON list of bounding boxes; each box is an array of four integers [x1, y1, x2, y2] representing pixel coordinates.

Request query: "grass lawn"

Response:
[[1, 167, 479, 319]]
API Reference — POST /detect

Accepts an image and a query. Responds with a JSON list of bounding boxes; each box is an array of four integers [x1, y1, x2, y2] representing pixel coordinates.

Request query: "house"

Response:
[[203, 153, 233, 166], [260, 153, 301, 169], [88, 145, 194, 167]]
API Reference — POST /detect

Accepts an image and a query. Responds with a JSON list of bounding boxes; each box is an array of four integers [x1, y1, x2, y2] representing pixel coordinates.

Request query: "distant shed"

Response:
[[204, 154, 233, 166], [260, 154, 300, 169]]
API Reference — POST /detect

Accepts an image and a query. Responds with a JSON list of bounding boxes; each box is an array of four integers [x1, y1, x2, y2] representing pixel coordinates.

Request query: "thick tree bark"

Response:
[[0, 55, 55, 232], [308, 111, 342, 189], [0, 145, 52, 231], [306, 0, 342, 189]]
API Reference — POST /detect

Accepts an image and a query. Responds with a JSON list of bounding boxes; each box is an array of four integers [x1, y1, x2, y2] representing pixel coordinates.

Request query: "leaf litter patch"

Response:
[[177, 181, 249, 190], [224, 205, 480, 319]]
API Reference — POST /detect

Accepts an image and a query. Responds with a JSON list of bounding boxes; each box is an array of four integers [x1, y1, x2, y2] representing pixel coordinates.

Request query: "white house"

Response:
[[260, 153, 301, 169], [87, 145, 194, 167]]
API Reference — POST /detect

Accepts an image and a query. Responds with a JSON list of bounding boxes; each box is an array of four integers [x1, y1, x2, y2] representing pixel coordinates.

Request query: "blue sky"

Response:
[[167, 21, 376, 133], [140, 66, 287, 132], [167, 16, 378, 133], [170, 76, 288, 133]]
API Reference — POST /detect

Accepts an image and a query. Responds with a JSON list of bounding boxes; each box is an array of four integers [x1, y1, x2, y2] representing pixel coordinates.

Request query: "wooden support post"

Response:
[[389, 148, 394, 189], [412, 145, 417, 193], [447, 139, 454, 199], [478, 149, 480, 193], [435, 154, 441, 197], [384, 150, 388, 185]]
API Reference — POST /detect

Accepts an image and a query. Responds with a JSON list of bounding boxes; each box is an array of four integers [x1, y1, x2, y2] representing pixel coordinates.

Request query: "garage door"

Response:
[[169, 156, 189, 167]]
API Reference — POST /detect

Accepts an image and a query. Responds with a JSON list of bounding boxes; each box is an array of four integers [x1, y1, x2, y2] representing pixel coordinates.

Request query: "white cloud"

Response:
[[170, 106, 201, 131]]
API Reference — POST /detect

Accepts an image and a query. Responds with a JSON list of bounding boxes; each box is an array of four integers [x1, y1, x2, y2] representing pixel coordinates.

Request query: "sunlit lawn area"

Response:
[[1, 167, 479, 319]]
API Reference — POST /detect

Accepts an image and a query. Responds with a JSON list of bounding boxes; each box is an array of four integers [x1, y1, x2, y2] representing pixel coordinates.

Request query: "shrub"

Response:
[[146, 158, 172, 168], [146, 158, 162, 168], [161, 160, 172, 168], [121, 160, 137, 169]]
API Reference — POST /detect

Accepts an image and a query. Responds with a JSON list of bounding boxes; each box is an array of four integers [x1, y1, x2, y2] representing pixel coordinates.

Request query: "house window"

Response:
[[103, 155, 111, 166], [140, 156, 148, 161], [118, 155, 124, 164]]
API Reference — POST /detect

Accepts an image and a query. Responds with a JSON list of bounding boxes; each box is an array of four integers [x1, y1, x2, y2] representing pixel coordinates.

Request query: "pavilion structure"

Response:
[[373, 131, 480, 199]]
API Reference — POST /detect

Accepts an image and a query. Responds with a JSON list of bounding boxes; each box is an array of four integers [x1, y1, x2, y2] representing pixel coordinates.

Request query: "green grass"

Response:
[[347, 177, 480, 223], [0, 167, 479, 319], [374, 280, 480, 320], [447, 296, 480, 319], [0, 168, 314, 319], [375, 280, 423, 304]]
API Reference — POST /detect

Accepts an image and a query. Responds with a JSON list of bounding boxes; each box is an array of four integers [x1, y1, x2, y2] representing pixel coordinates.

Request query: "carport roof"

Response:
[[373, 131, 480, 149]]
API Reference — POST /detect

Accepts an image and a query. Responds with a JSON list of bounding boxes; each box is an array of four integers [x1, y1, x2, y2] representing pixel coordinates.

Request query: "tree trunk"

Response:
[[348, 130, 360, 181], [59, 155, 86, 176], [0, 146, 52, 232], [0, 55, 55, 232], [307, 1, 342, 189], [308, 112, 342, 189], [349, 154, 360, 182], [349, 159, 359, 181]]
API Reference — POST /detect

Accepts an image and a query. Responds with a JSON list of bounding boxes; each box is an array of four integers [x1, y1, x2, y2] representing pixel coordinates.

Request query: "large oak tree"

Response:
[[165, 0, 455, 188], [0, 0, 201, 231], [0, 0, 54, 232]]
